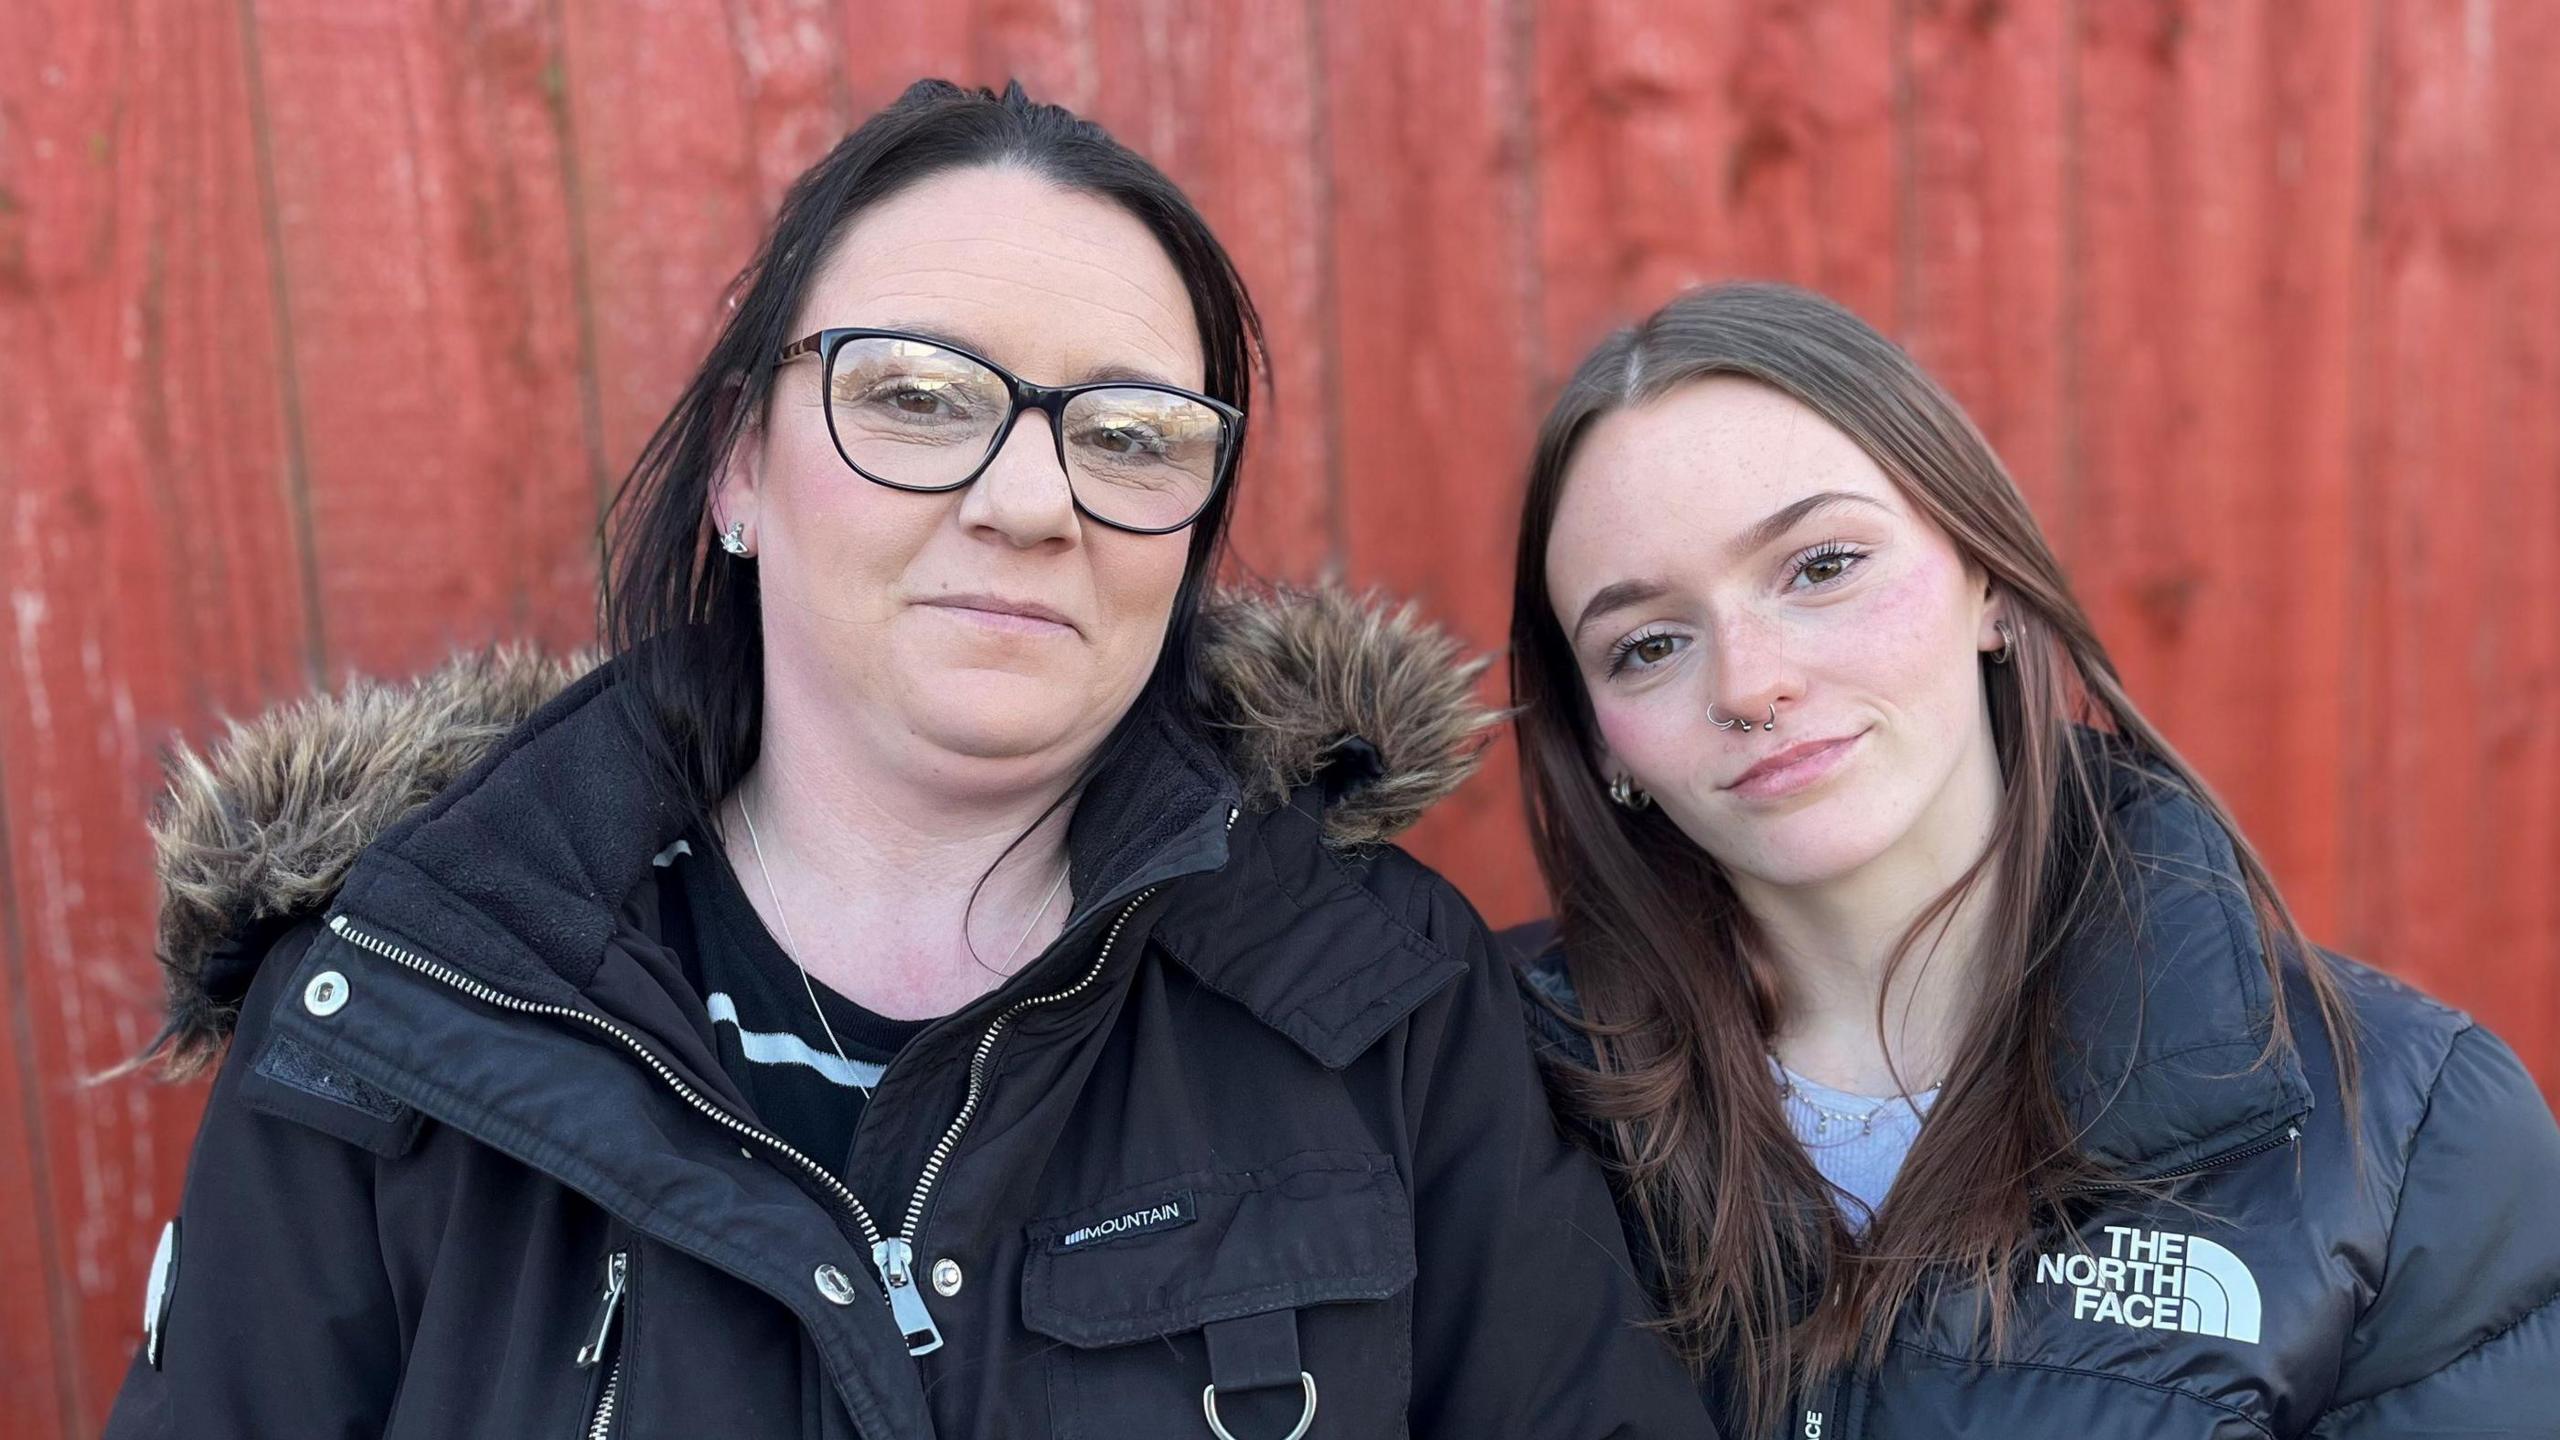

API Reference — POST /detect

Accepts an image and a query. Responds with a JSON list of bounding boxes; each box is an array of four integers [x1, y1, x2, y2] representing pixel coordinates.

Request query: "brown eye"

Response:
[[1802, 555, 1849, 585], [1634, 635, 1680, 665]]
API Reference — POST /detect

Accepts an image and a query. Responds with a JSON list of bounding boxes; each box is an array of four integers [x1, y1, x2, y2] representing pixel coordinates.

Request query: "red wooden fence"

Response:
[[5, 2, 2557, 1433]]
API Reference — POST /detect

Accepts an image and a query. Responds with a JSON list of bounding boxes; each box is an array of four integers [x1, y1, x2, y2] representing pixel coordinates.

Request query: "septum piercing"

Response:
[[1708, 702, 1780, 734]]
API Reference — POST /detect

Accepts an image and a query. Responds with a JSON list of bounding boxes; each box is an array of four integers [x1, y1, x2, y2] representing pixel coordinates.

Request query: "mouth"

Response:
[[914, 593, 1080, 636], [1722, 728, 1867, 800]]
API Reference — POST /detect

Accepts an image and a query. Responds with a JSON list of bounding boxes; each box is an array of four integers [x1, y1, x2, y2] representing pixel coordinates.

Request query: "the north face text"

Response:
[[2035, 1225, 2262, 1343]]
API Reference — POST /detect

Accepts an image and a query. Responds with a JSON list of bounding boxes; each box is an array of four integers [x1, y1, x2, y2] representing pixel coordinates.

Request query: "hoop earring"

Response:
[[1608, 774, 1652, 811], [1989, 618, 2014, 665], [718, 520, 750, 557], [1708, 702, 1781, 734]]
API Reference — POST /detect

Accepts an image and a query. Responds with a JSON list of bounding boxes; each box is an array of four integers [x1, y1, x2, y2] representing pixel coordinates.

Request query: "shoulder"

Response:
[[2288, 950, 2522, 1138]]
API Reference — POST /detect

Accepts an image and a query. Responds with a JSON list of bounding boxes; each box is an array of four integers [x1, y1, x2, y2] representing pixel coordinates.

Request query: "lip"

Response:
[[1722, 729, 1867, 800], [915, 593, 1080, 636]]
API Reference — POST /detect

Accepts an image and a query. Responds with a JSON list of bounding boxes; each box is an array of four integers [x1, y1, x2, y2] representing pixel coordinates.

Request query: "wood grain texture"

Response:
[[2349, 0, 2557, 1056], [251, 0, 601, 673], [1321, 0, 1544, 920], [0, 0, 311, 1425], [2063, 0, 2370, 937]]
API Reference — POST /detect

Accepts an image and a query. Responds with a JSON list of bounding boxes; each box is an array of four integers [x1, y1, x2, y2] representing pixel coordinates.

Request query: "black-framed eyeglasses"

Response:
[[774, 328, 1244, 535]]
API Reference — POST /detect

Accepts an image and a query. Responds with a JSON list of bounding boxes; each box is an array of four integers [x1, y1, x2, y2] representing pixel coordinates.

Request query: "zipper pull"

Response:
[[576, 1251, 629, 1368], [870, 1238, 945, 1356]]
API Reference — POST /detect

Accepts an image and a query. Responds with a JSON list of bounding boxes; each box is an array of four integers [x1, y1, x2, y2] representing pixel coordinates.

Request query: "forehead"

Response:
[[797, 164, 1205, 388], [1546, 377, 1903, 597]]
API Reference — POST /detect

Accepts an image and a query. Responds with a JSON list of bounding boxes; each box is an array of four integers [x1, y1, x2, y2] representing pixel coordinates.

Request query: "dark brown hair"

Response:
[[1509, 282, 2355, 1433]]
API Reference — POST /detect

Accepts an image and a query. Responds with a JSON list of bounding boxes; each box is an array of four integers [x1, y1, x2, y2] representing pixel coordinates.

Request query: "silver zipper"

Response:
[[575, 1250, 629, 1367], [325, 886, 1158, 1357], [584, 1354, 622, 1440]]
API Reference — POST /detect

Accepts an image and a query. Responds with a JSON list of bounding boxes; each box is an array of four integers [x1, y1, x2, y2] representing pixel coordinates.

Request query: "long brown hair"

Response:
[[1509, 282, 2356, 1432]]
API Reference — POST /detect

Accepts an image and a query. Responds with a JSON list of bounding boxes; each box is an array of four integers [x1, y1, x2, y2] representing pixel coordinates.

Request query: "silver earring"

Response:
[[1708, 702, 1781, 734], [1608, 774, 1652, 811], [718, 520, 750, 557], [1989, 619, 2014, 665]]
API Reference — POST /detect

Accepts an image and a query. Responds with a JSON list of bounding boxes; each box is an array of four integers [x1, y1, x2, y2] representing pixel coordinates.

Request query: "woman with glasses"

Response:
[[1504, 281, 2560, 1438], [108, 82, 1708, 1439]]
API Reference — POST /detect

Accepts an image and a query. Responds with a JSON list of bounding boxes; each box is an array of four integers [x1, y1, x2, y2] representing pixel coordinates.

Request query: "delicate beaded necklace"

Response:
[[1767, 1052, 1944, 1140]]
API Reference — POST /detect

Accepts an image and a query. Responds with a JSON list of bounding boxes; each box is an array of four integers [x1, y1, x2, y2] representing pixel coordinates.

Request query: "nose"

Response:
[[1704, 612, 1801, 733], [953, 407, 1078, 548]]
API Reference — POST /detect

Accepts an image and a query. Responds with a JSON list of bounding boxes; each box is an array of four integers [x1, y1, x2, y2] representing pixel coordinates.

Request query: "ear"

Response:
[[1976, 585, 2010, 657], [710, 377, 765, 541]]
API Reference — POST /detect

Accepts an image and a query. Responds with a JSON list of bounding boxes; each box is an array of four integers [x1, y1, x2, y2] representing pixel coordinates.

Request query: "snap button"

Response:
[[302, 971, 350, 1017], [930, 1258, 963, 1297], [813, 1263, 858, 1306]]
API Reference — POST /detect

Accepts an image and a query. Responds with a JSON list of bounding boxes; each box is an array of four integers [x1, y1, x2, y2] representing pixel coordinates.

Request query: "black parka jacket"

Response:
[[106, 589, 1712, 1440], [1514, 760, 2560, 1439]]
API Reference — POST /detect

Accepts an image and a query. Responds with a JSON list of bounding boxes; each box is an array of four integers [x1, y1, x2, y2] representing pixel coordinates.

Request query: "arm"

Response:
[[1403, 899, 1715, 1438], [105, 925, 411, 1440], [2311, 1023, 2560, 1437]]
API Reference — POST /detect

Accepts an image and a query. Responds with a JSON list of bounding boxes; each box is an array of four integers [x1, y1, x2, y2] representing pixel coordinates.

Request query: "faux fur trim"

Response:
[[147, 585, 1495, 1067]]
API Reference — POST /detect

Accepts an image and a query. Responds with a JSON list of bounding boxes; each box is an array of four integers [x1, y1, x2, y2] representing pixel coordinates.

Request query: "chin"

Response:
[[1695, 794, 1910, 890], [905, 669, 1120, 761]]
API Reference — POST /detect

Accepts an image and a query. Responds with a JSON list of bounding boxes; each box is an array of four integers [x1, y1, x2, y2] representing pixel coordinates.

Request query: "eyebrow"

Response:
[[1728, 489, 1889, 561], [863, 321, 1182, 389], [1567, 490, 1890, 643]]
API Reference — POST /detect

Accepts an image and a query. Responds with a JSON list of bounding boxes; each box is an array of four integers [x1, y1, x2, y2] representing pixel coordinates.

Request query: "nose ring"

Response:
[[1708, 703, 1780, 734]]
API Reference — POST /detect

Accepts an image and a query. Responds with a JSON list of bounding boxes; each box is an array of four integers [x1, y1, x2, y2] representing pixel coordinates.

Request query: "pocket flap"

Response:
[[1021, 1150, 1416, 1348]]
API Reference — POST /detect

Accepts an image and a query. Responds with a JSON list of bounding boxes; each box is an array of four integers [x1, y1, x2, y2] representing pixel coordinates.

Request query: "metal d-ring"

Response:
[[1202, 1372, 1318, 1440]]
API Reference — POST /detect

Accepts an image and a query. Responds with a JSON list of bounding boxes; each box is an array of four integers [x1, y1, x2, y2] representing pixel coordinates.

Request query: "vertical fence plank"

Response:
[[1318, 0, 1543, 918], [1902, 0, 2074, 527], [248, 0, 602, 673], [2484, 0, 2560, 1093], [1534, 0, 1902, 368], [0, 0, 313, 1427], [2063, 0, 2371, 937], [2350, 0, 2558, 1073]]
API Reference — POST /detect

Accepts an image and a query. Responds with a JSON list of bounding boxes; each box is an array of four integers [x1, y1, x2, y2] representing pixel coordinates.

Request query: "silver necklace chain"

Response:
[[735, 784, 1070, 1098], [1768, 1052, 1945, 1140]]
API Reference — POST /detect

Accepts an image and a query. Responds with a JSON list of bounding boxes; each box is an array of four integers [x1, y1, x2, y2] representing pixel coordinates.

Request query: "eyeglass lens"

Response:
[[825, 336, 1224, 531]]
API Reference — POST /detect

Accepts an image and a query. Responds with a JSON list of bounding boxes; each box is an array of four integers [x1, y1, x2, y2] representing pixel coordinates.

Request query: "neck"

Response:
[[1734, 735, 2005, 1098], [720, 689, 1086, 1022]]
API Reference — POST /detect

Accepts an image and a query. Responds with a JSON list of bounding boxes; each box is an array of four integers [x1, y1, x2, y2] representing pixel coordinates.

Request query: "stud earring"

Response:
[[718, 520, 750, 557]]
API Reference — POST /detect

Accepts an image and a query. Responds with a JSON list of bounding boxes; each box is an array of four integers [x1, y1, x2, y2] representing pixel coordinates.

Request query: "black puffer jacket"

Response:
[[106, 588, 1712, 1439], [1513, 765, 2560, 1439]]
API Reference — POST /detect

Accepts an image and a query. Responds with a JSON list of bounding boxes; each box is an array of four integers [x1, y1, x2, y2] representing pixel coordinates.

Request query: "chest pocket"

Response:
[[1022, 1150, 1417, 1440]]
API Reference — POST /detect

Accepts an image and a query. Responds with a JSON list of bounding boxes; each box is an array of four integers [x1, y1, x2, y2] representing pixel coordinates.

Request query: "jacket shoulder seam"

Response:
[[2359, 1017, 2479, 1329]]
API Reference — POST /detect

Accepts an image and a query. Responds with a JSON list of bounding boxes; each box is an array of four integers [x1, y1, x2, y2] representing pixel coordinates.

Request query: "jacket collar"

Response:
[[2047, 758, 2312, 1176], [149, 585, 1500, 1070], [1522, 753, 2313, 1180]]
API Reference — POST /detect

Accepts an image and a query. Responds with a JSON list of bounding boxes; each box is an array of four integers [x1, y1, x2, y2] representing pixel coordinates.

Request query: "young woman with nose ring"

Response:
[[1505, 281, 2560, 1439]]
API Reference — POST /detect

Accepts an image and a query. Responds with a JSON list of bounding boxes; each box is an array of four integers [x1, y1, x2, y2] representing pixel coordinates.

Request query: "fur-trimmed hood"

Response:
[[148, 585, 1497, 1068]]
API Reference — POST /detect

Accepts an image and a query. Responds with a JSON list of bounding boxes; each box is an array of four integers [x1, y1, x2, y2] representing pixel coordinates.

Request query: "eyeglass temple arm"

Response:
[[776, 334, 824, 365]]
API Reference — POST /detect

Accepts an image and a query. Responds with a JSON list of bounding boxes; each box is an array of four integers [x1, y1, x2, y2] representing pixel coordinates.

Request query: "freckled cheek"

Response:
[[1589, 686, 1711, 784], [1817, 563, 1974, 708]]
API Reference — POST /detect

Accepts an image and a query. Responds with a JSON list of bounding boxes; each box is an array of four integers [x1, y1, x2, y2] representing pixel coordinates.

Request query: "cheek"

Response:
[[1085, 532, 1190, 654], [1588, 686, 1703, 779]]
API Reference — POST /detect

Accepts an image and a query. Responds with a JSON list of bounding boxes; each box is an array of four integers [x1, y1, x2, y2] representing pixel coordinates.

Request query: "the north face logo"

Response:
[[2036, 1225, 2261, 1343]]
